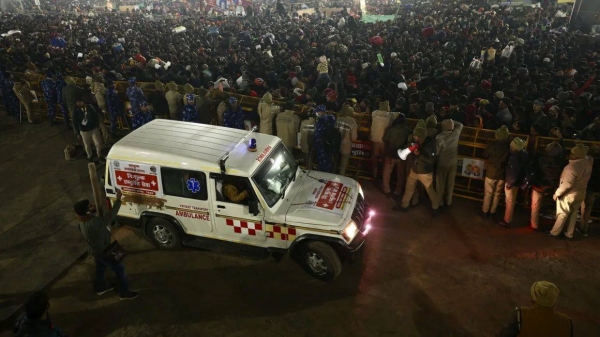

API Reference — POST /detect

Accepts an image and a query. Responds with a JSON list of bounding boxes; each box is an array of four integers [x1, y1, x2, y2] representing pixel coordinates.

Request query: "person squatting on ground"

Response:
[[396, 126, 440, 217], [381, 113, 411, 196], [13, 291, 65, 337], [74, 189, 138, 300], [499, 137, 528, 228], [435, 119, 464, 208], [497, 281, 573, 337], [529, 141, 565, 231], [548, 144, 593, 240], [481, 126, 510, 219], [73, 99, 103, 163]]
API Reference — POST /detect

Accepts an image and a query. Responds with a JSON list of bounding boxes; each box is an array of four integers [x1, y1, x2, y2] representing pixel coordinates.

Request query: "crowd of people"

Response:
[[3, 0, 599, 335]]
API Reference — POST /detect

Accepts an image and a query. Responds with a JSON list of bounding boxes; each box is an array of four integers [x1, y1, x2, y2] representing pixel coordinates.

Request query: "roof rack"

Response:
[[219, 126, 258, 174]]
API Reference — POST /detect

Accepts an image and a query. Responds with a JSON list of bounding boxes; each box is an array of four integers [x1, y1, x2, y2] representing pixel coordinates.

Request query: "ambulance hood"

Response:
[[284, 170, 358, 228]]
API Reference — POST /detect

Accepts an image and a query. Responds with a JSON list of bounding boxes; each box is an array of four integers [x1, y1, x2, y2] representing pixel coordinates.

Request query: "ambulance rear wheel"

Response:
[[301, 241, 342, 281], [148, 218, 181, 249]]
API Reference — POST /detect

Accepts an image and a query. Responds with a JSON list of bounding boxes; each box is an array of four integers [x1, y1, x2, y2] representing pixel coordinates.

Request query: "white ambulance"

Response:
[[104, 120, 372, 280]]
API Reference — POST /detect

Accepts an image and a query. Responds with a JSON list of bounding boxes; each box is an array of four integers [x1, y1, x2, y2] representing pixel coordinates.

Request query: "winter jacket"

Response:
[[216, 101, 227, 126], [13, 314, 64, 337], [505, 150, 529, 188], [483, 140, 510, 180], [165, 89, 182, 116], [336, 116, 358, 155], [555, 157, 594, 198], [532, 155, 564, 191], [382, 124, 411, 159], [73, 105, 100, 134], [62, 84, 83, 112], [276, 110, 300, 149], [370, 110, 397, 143], [258, 101, 276, 134], [408, 137, 436, 174], [300, 117, 316, 154], [435, 121, 463, 166], [79, 200, 121, 257], [196, 95, 220, 124]]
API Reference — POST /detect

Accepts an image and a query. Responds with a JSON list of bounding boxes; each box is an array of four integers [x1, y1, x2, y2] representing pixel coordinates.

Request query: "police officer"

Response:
[[137, 102, 155, 128], [435, 119, 464, 208], [258, 92, 276, 135], [126, 77, 148, 130], [224, 97, 245, 130], [93, 82, 109, 141], [300, 109, 317, 169], [182, 93, 199, 122], [497, 281, 572, 337], [40, 72, 58, 124], [276, 101, 300, 149], [481, 126, 511, 219], [382, 113, 411, 196], [499, 137, 528, 228], [370, 100, 398, 179], [62, 77, 83, 132], [55, 73, 70, 129], [105, 80, 124, 135], [336, 104, 358, 175], [13, 79, 36, 124], [530, 141, 564, 231], [165, 81, 182, 120], [314, 105, 337, 173]]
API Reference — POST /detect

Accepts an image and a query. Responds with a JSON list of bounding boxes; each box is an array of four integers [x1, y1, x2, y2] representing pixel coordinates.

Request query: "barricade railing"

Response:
[[4, 73, 598, 219]]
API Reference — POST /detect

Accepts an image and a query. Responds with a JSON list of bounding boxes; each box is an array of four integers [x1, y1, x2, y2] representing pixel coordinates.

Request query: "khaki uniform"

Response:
[[165, 86, 182, 120], [276, 110, 300, 149], [258, 101, 276, 134], [216, 101, 227, 126], [300, 117, 316, 169], [93, 83, 109, 141], [482, 140, 510, 214], [382, 124, 411, 194], [370, 109, 397, 178], [336, 116, 358, 175], [518, 306, 572, 337], [13, 81, 35, 122], [435, 122, 463, 206], [550, 156, 593, 238]]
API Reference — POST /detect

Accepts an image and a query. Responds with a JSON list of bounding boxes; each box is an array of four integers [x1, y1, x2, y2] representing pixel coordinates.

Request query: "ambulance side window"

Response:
[[161, 168, 207, 201]]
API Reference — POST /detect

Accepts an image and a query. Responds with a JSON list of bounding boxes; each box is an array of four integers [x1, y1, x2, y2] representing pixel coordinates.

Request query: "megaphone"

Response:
[[398, 143, 420, 160]]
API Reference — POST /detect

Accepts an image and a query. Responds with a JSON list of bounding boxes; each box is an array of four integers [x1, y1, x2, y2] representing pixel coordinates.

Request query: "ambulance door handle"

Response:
[[217, 205, 226, 209]]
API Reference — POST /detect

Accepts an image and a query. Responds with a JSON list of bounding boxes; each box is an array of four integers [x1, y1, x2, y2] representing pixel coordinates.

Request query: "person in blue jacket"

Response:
[[54, 73, 70, 129], [105, 80, 124, 135], [41, 72, 58, 124], [182, 93, 199, 122], [126, 77, 147, 130], [224, 97, 245, 129], [313, 105, 337, 173]]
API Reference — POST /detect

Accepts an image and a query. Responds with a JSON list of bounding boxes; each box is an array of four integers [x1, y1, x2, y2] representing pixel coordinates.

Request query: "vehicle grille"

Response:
[[351, 194, 368, 231]]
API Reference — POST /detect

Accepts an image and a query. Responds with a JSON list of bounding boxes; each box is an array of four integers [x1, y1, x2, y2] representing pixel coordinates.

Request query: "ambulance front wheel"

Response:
[[301, 241, 342, 281], [148, 218, 181, 249]]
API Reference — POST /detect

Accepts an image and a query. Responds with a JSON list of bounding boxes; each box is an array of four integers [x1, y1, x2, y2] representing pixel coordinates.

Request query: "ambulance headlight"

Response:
[[357, 183, 364, 198], [342, 221, 359, 241]]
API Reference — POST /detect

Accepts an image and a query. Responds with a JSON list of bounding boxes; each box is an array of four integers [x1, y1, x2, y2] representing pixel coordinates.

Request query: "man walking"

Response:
[[548, 144, 593, 239], [73, 99, 104, 163], [396, 127, 440, 217], [481, 126, 510, 218], [497, 281, 572, 337], [74, 190, 138, 300], [435, 119, 464, 208], [499, 137, 528, 228]]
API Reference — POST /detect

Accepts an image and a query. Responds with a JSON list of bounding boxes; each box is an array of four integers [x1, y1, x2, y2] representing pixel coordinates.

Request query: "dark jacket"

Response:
[[73, 105, 99, 134], [382, 124, 411, 158], [533, 155, 564, 191], [62, 84, 83, 111], [505, 150, 529, 188], [587, 156, 600, 193], [483, 139, 510, 180], [196, 95, 221, 124], [409, 137, 436, 174], [79, 200, 121, 257], [14, 314, 64, 337], [497, 306, 572, 337], [147, 91, 169, 117]]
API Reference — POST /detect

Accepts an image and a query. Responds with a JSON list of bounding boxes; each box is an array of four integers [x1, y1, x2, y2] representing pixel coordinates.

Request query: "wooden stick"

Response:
[[88, 163, 104, 216]]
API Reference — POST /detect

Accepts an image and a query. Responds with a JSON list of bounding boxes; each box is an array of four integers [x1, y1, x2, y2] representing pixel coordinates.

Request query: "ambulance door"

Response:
[[160, 167, 213, 236], [209, 174, 267, 244]]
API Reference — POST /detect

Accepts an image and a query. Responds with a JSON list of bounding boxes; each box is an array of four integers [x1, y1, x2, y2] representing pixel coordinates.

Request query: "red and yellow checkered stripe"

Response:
[[266, 224, 297, 241]]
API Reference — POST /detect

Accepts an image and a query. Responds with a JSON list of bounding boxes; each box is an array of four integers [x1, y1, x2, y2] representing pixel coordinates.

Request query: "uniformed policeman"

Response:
[[314, 105, 337, 173], [224, 97, 245, 130], [370, 100, 398, 179], [258, 92, 276, 135], [93, 82, 109, 141], [133, 102, 154, 129], [497, 281, 572, 337], [182, 93, 199, 122], [40, 72, 58, 124], [276, 101, 301, 150], [105, 80, 124, 135], [165, 82, 182, 120], [126, 77, 148, 130], [300, 109, 317, 169], [336, 104, 358, 175]]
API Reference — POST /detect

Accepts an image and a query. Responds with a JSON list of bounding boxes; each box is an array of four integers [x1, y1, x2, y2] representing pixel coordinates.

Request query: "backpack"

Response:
[[64, 143, 83, 161], [324, 119, 341, 152]]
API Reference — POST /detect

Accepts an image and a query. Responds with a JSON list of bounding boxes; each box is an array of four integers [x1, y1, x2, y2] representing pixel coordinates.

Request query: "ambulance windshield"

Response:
[[252, 144, 298, 207]]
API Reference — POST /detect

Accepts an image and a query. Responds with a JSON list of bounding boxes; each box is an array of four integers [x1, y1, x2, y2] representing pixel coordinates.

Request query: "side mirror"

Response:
[[248, 198, 260, 216]]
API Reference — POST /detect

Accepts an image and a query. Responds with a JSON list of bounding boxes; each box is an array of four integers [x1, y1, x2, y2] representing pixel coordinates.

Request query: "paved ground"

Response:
[[1, 113, 600, 337]]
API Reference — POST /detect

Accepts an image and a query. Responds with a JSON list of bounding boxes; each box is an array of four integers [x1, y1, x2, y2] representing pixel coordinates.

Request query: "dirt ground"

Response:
[[2, 182, 599, 337]]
